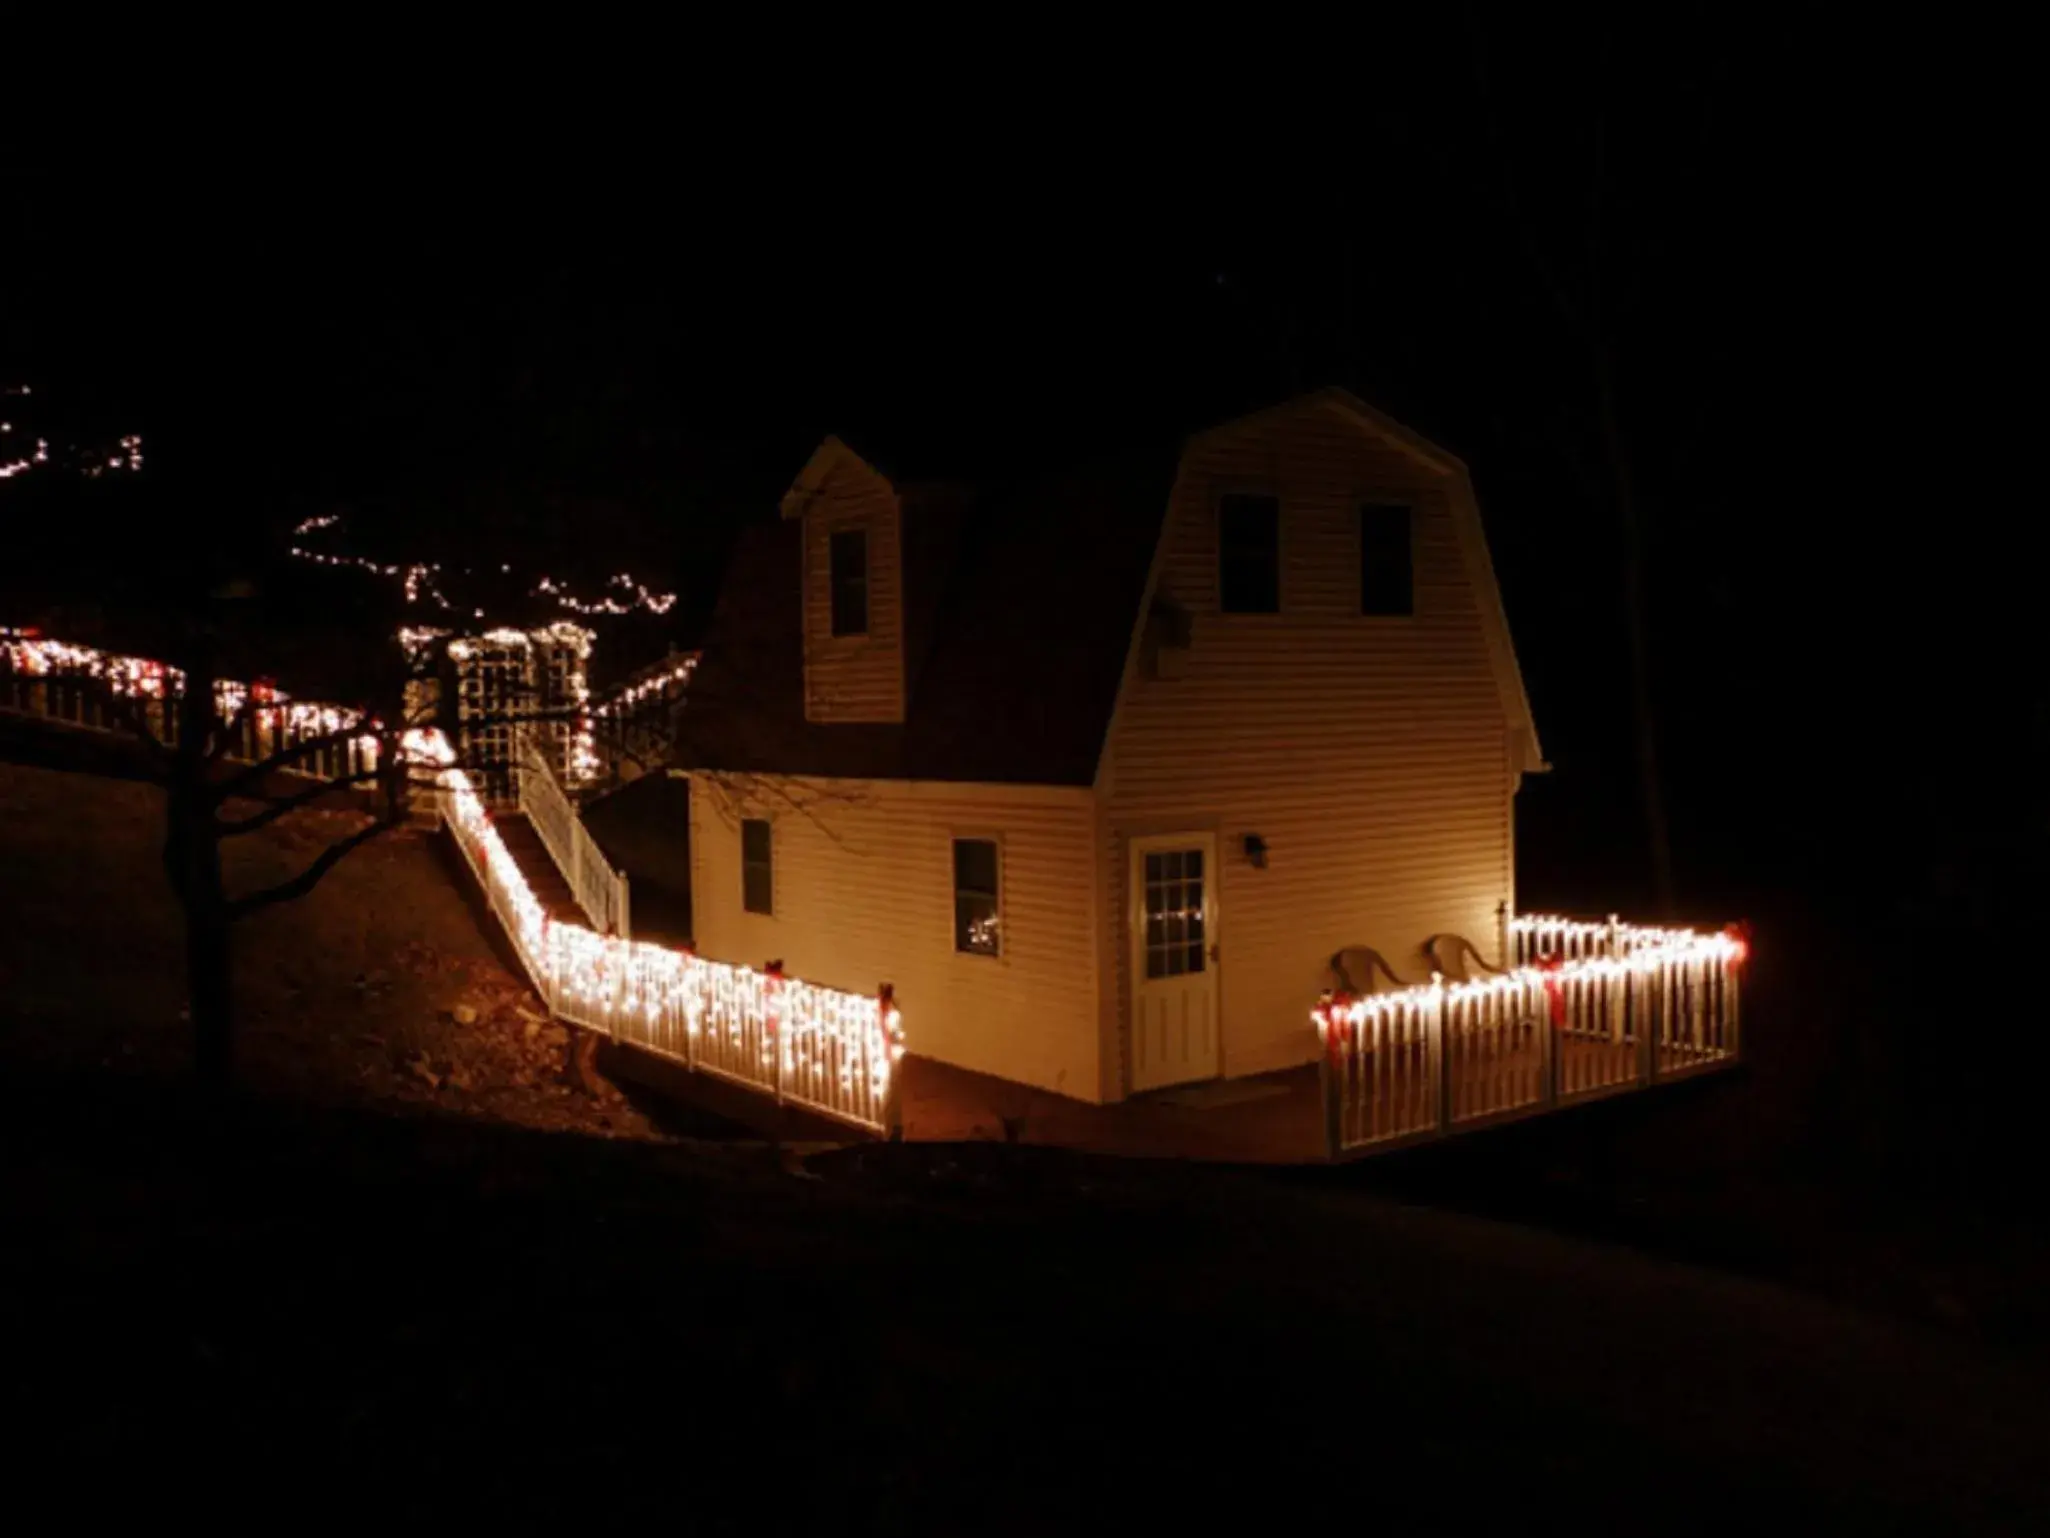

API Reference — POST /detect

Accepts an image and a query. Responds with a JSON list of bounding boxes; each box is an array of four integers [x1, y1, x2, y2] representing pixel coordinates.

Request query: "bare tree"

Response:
[[5, 621, 572, 1084]]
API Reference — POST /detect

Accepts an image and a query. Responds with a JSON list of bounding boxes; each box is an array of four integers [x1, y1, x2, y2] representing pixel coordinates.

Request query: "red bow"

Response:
[[1538, 955, 1567, 1029]]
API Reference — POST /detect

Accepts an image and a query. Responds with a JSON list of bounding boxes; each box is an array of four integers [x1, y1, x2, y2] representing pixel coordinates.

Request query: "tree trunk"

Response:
[[168, 633, 236, 1084], [566, 1027, 603, 1096], [187, 882, 234, 1084], [1595, 350, 1676, 916]]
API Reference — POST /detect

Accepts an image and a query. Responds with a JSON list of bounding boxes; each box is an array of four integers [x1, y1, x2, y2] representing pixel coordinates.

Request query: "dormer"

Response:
[[780, 436, 906, 724]]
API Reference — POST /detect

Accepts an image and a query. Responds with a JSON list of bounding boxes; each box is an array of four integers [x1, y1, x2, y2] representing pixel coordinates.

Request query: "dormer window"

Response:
[[829, 528, 869, 636]]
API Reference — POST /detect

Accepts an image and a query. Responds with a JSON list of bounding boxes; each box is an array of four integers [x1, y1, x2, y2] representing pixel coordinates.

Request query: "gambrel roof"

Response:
[[675, 388, 1541, 785]]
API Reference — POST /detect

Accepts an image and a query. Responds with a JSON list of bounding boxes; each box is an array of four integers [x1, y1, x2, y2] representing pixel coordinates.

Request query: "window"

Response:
[[741, 818, 773, 915], [1142, 848, 1205, 979], [829, 528, 869, 636], [1360, 503, 1414, 616], [1218, 494, 1280, 613], [953, 838, 1000, 956]]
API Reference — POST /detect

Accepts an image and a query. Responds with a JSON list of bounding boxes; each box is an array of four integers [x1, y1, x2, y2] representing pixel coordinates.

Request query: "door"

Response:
[[1128, 832, 1220, 1091]]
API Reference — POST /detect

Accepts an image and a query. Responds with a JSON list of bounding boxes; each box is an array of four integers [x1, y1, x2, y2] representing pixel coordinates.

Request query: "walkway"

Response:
[[489, 810, 584, 926]]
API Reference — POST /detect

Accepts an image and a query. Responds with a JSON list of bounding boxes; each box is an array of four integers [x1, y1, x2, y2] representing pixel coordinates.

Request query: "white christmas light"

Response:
[[532, 572, 678, 617], [1313, 921, 1746, 1039], [1, 633, 383, 768]]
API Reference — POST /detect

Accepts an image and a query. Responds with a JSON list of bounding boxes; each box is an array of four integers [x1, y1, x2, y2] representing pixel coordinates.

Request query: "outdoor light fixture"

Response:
[[1243, 833, 1269, 869]]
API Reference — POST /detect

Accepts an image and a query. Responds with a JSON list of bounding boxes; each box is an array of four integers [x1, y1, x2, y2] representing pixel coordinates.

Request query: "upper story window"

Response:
[[1359, 503, 1414, 616], [953, 837, 1001, 957], [1217, 494, 1280, 614], [741, 817, 774, 915], [829, 528, 869, 636]]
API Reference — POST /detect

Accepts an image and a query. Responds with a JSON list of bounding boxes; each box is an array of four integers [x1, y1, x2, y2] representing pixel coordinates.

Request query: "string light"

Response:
[[292, 516, 676, 621], [1, 633, 383, 768], [0, 436, 55, 479], [531, 572, 678, 616], [591, 654, 697, 719], [1313, 922, 1746, 1041], [411, 713, 904, 1122]]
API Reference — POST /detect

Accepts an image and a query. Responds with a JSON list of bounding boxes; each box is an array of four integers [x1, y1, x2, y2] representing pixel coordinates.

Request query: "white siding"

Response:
[[689, 774, 1106, 1101], [801, 460, 905, 723], [1099, 402, 1518, 1089]]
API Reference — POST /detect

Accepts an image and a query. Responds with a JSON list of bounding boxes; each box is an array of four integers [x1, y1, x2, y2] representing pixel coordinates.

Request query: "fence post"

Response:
[[1538, 974, 1558, 1108], [1315, 993, 1341, 1159], [1640, 962, 1659, 1085], [1727, 954, 1742, 1061], [766, 960, 785, 1106], [1434, 975, 1452, 1136]]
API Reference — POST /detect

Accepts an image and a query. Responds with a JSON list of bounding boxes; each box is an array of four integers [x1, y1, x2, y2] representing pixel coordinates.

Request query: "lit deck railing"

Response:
[[1315, 914, 1745, 1156]]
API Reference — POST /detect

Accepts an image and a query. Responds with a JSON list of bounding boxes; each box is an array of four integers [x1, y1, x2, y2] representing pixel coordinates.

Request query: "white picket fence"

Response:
[[515, 725, 631, 939], [1, 629, 906, 1136], [1317, 914, 1744, 1156]]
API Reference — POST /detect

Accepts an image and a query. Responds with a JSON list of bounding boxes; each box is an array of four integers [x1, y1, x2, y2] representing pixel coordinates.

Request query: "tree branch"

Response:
[[215, 769, 388, 836], [227, 814, 398, 921], [211, 718, 382, 798]]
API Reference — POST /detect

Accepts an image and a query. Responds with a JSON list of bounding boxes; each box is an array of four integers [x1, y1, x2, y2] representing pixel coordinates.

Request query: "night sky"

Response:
[[2, 24, 2022, 919]]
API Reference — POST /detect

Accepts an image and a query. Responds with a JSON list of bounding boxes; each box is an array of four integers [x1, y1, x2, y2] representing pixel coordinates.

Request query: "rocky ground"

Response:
[[0, 757, 672, 1140]]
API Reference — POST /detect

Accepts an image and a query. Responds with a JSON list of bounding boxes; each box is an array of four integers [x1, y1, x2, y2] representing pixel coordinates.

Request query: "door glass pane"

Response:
[[1142, 847, 1209, 981]]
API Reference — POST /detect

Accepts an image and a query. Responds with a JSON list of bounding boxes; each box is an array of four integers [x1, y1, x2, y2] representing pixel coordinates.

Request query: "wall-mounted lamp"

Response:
[[1242, 833, 1269, 870]]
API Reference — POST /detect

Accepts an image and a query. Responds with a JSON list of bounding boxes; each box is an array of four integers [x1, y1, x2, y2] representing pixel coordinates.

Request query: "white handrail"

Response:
[[515, 725, 631, 939]]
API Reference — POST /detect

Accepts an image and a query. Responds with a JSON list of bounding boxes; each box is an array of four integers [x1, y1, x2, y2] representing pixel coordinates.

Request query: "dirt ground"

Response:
[[0, 757, 675, 1140]]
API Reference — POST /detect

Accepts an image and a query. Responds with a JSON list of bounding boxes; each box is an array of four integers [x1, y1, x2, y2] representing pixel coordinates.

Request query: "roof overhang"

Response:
[[779, 435, 893, 519]]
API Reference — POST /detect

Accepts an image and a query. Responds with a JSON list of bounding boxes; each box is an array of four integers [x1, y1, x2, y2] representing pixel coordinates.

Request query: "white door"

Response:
[[1128, 832, 1220, 1092]]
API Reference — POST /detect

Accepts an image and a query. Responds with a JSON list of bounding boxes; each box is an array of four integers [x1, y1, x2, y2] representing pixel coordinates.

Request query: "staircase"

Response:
[[491, 812, 585, 925]]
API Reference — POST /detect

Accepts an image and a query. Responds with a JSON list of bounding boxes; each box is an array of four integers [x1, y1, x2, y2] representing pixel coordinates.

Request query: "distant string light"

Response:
[[532, 572, 678, 617], [0, 427, 131, 483], [80, 435, 143, 478], [591, 654, 698, 719], [292, 517, 675, 621], [0, 631, 383, 766]]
